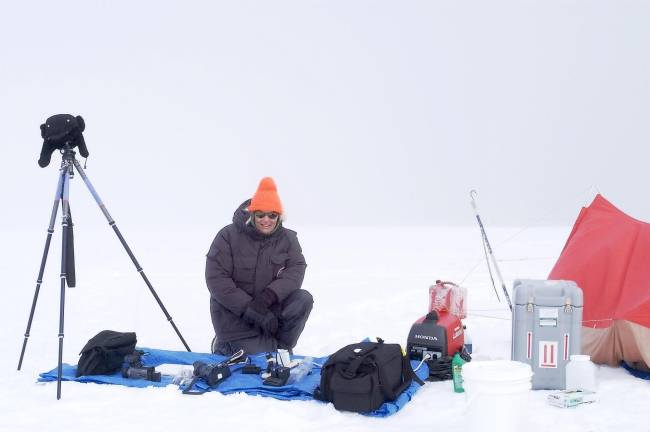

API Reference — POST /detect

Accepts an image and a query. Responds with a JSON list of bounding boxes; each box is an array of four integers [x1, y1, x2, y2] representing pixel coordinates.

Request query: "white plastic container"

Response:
[[287, 357, 314, 384], [462, 360, 533, 432], [565, 354, 598, 392]]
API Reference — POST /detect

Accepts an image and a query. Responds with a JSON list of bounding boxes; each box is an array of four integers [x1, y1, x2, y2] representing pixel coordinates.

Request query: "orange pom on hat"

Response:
[[248, 177, 283, 214]]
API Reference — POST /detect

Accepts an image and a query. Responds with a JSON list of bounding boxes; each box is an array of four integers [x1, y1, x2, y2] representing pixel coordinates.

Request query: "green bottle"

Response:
[[452, 353, 466, 393]]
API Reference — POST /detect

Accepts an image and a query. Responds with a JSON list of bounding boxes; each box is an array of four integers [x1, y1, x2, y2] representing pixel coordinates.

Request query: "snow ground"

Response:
[[1, 225, 648, 432]]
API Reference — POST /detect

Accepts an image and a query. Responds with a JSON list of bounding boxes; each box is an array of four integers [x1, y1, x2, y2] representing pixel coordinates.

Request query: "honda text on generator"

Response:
[[407, 310, 464, 361]]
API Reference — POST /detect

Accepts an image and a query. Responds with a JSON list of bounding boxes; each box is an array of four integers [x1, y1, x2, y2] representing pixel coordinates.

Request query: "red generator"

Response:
[[407, 310, 464, 360]]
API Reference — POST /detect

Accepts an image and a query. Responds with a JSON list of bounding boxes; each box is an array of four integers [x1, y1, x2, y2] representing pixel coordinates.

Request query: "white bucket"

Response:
[[462, 360, 533, 432]]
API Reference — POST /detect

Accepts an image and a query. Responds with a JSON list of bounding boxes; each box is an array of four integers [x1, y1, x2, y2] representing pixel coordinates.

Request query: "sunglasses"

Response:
[[253, 211, 279, 220]]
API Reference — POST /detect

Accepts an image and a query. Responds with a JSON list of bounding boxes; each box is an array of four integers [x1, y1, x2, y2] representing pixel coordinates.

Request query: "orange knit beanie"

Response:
[[248, 177, 283, 214]]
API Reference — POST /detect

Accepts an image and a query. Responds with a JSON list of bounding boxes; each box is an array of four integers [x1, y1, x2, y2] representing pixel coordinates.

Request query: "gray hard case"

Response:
[[511, 279, 583, 390]]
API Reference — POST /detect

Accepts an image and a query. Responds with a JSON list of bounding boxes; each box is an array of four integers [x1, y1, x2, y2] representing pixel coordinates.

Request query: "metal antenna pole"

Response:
[[72, 159, 191, 352], [470, 190, 512, 311], [17, 170, 65, 370]]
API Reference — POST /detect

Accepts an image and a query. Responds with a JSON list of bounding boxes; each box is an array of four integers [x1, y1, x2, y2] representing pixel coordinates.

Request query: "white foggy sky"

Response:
[[1, 0, 649, 230]]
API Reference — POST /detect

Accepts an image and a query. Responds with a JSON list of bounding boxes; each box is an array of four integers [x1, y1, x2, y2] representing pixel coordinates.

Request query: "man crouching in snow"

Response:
[[206, 177, 313, 355]]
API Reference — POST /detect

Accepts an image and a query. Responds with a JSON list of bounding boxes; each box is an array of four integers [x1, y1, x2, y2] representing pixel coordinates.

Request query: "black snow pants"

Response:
[[213, 289, 313, 355]]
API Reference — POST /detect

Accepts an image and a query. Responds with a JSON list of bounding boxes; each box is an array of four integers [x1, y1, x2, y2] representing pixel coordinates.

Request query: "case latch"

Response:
[[564, 298, 573, 313], [526, 296, 534, 312]]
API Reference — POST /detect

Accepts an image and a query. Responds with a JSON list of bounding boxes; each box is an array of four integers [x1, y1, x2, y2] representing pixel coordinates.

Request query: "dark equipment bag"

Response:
[[314, 339, 424, 413], [76, 330, 137, 377]]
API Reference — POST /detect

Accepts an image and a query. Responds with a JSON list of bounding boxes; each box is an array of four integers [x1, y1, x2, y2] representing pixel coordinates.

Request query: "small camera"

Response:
[[122, 365, 161, 382], [121, 350, 161, 382], [192, 361, 232, 387]]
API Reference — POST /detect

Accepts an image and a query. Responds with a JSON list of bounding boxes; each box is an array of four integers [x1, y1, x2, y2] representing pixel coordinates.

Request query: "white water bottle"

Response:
[[464, 330, 473, 354], [565, 354, 597, 392]]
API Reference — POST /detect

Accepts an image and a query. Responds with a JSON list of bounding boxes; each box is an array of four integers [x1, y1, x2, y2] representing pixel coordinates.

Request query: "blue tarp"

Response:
[[39, 347, 429, 417]]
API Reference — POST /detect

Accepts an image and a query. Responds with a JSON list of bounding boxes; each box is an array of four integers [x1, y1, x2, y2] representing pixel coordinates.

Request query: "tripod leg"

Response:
[[57, 170, 72, 400], [72, 160, 191, 352], [18, 170, 65, 370]]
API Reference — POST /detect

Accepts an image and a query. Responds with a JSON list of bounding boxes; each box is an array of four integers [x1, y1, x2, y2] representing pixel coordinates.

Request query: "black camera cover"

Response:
[[39, 114, 89, 167]]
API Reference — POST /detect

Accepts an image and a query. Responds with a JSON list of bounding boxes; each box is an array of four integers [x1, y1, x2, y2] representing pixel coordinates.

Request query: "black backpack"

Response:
[[314, 339, 424, 413], [76, 330, 137, 377]]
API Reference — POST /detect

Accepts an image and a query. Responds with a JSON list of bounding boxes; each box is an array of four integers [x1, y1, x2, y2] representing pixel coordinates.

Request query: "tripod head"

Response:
[[39, 114, 89, 168]]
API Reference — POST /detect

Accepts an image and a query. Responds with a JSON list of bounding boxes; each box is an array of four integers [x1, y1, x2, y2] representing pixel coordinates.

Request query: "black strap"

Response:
[[65, 208, 76, 287], [224, 349, 246, 366], [377, 356, 424, 401], [376, 356, 405, 400], [404, 354, 425, 386], [375, 354, 424, 401], [376, 364, 398, 400], [342, 346, 378, 378]]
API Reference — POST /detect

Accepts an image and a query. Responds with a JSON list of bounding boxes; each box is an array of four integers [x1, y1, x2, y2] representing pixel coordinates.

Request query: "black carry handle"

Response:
[[424, 310, 438, 322], [341, 345, 379, 378]]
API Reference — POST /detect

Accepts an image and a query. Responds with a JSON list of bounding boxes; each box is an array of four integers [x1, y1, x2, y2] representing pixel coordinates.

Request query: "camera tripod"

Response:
[[17, 146, 191, 399]]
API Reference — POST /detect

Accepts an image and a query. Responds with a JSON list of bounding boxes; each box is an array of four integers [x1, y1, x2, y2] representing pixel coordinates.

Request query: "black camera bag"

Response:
[[314, 339, 423, 413], [76, 330, 137, 377]]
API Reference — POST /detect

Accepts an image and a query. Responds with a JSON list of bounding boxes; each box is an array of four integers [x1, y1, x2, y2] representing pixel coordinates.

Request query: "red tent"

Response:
[[549, 194, 650, 370]]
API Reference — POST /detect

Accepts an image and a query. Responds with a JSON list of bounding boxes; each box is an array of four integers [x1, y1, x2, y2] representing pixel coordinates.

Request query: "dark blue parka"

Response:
[[206, 200, 307, 342]]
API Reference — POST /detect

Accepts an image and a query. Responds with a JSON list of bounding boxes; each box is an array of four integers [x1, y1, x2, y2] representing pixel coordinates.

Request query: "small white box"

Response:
[[547, 390, 597, 408]]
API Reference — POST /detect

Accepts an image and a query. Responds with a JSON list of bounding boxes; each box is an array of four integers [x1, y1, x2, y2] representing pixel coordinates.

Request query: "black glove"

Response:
[[243, 289, 279, 335], [250, 289, 278, 311], [242, 306, 278, 336]]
